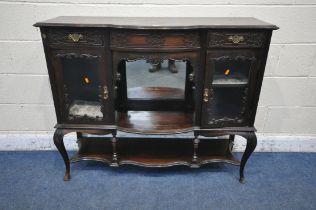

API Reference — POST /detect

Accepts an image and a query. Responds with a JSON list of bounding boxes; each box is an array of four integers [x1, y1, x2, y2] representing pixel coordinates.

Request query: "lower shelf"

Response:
[[70, 137, 240, 167]]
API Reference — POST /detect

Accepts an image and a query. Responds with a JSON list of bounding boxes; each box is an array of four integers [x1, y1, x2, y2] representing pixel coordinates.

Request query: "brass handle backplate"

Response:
[[203, 88, 209, 102], [68, 33, 83, 42], [228, 35, 244, 44], [103, 86, 109, 100]]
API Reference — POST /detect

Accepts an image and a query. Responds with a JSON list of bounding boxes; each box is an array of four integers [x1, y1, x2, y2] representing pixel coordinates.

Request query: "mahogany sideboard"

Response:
[[34, 16, 278, 182]]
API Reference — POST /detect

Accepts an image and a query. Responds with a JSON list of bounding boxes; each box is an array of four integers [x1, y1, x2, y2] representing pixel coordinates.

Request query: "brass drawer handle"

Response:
[[203, 88, 209, 102], [68, 33, 83, 42], [103, 86, 109, 100], [228, 35, 244, 44]]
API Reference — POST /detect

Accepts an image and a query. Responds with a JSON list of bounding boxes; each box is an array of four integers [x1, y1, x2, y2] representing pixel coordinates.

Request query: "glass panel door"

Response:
[[201, 50, 259, 128], [52, 50, 110, 124]]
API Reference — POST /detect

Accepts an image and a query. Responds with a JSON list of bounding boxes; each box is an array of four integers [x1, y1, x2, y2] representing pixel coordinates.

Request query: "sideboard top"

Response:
[[34, 16, 278, 30]]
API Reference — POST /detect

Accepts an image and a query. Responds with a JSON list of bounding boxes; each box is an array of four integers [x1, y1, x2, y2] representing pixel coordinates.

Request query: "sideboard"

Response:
[[34, 16, 278, 182]]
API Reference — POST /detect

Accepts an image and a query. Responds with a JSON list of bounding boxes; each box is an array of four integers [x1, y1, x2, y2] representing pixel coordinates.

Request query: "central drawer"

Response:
[[110, 30, 200, 49]]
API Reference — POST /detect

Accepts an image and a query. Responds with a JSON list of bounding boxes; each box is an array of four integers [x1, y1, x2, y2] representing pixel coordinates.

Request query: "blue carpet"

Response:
[[0, 152, 315, 210]]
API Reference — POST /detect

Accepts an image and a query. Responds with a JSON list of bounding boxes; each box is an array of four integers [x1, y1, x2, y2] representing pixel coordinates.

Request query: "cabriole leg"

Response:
[[53, 129, 70, 181], [239, 132, 257, 183]]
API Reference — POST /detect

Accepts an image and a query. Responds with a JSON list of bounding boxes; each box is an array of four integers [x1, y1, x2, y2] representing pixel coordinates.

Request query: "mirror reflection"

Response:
[[126, 60, 186, 100]]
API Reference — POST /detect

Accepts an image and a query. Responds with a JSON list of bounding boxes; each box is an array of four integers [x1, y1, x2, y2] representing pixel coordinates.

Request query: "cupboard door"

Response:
[[201, 50, 260, 128], [51, 49, 114, 124]]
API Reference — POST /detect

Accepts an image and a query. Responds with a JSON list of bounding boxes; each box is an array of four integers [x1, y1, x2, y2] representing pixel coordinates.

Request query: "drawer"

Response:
[[110, 30, 200, 49], [208, 31, 266, 48], [46, 28, 104, 47]]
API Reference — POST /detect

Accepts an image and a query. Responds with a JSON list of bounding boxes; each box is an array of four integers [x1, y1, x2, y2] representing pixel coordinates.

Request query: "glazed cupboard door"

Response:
[[51, 49, 114, 124], [201, 50, 261, 128]]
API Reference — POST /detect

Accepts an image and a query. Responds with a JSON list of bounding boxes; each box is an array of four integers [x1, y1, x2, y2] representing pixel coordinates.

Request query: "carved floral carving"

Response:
[[210, 55, 256, 63], [56, 53, 100, 60], [146, 34, 165, 47], [208, 116, 242, 126], [117, 54, 193, 65]]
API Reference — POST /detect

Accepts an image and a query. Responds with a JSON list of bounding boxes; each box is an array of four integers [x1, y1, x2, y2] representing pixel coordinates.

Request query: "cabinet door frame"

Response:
[[51, 48, 114, 125], [201, 49, 262, 128]]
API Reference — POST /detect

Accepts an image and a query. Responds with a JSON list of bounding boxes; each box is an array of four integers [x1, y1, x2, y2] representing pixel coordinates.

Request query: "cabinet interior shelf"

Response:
[[212, 82, 248, 87], [128, 87, 184, 100], [213, 78, 248, 87]]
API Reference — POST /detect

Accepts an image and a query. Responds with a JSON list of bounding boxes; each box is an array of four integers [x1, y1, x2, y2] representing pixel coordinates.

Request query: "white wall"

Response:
[[0, 0, 316, 137]]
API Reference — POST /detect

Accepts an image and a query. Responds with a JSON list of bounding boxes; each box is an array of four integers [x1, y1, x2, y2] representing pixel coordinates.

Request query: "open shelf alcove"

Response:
[[113, 52, 199, 135]]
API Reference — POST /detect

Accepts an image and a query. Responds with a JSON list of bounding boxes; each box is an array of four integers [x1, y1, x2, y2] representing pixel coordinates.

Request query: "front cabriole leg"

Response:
[[239, 132, 257, 183], [53, 128, 71, 181]]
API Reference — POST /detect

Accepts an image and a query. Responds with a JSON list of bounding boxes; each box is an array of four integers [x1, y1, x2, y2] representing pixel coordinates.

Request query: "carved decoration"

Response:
[[118, 54, 192, 65], [111, 32, 128, 46], [143, 55, 170, 64], [68, 114, 102, 122], [208, 117, 241, 126], [111, 31, 200, 48], [208, 32, 265, 48], [63, 85, 70, 110], [68, 115, 103, 122], [183, 33, 200, 47], [49, 29, 103, 46], [146, 34, 165, 47], [210, 55, 256, 63], [239, 87, 249, 116], [56, 53, 100, 60]]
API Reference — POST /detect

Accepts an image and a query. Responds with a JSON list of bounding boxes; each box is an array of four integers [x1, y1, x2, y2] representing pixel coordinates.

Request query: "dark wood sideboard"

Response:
[[34, 16, 278, 182]]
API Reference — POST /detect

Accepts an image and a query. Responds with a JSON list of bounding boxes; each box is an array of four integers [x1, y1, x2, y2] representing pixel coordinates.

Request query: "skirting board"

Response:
[[0, 132, 316, 152]]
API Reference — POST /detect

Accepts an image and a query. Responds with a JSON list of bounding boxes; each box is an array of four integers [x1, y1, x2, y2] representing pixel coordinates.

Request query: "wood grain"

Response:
[[116, 111, 193, 134]]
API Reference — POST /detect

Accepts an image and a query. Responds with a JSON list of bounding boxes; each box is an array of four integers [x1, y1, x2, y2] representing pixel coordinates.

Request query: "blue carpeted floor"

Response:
[[0, 152, 315, 210]]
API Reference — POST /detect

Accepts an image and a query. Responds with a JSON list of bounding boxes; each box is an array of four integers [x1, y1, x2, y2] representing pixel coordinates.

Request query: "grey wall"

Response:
[[0, 0, 316, 135]]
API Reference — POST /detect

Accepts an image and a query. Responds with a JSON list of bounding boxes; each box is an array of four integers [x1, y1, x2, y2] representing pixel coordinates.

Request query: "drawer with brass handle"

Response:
[[208, 31, 266, 48], [46, 29, 104, 47]]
